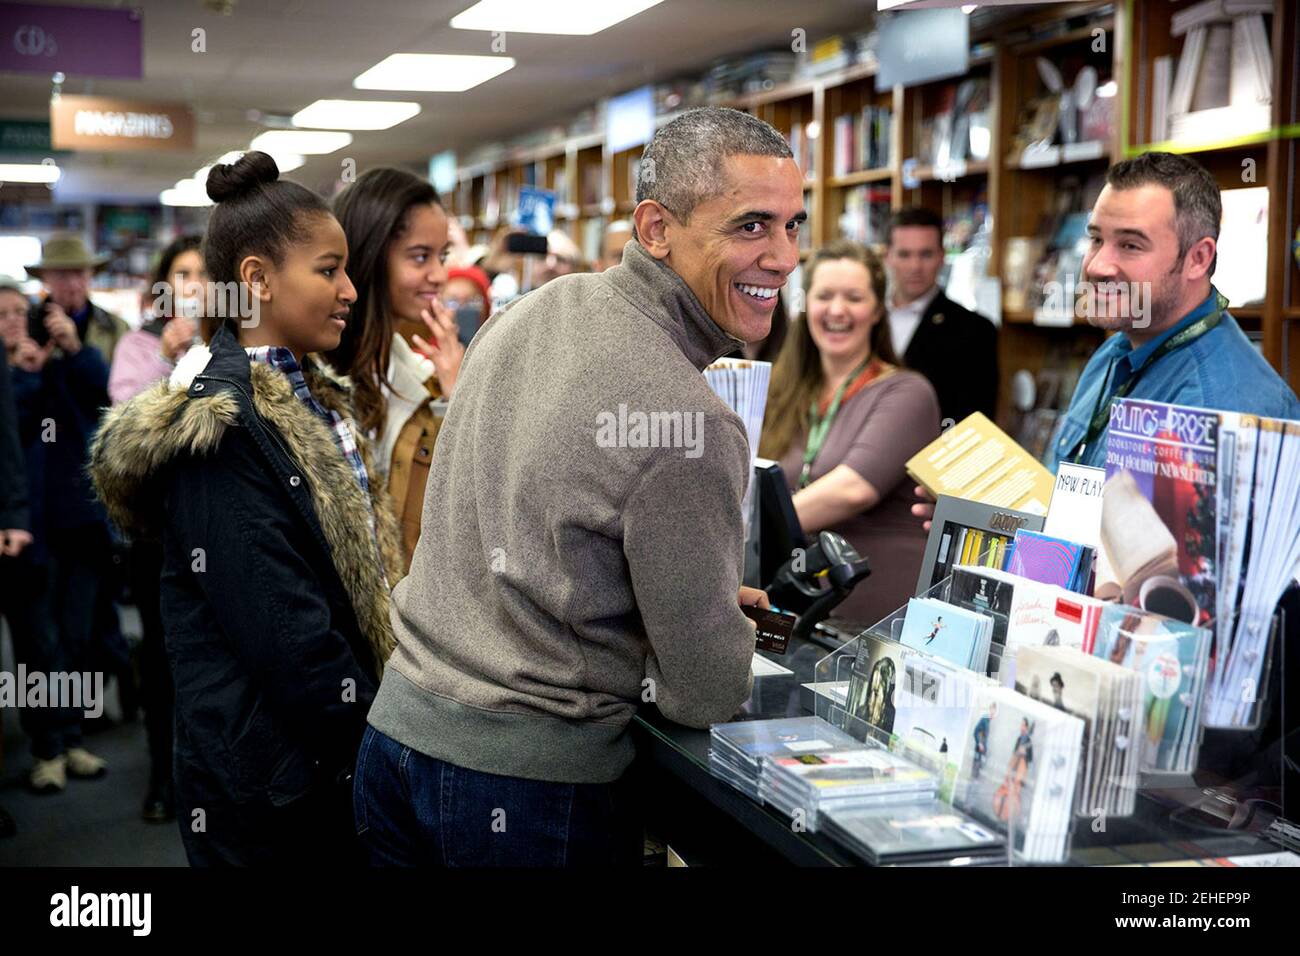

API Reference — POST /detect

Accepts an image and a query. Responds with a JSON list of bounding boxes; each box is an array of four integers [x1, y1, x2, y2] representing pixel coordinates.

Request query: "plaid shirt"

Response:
[[246, 346, 390, 586], [246, 346, 370, 496]]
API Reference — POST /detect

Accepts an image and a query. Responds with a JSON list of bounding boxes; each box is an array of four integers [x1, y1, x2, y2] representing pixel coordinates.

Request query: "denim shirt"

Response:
[[1046, 287, 1300, 474]]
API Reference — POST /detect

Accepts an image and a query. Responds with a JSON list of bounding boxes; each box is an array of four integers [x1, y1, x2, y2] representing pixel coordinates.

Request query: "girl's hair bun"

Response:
[[205, 150, 280, 203]]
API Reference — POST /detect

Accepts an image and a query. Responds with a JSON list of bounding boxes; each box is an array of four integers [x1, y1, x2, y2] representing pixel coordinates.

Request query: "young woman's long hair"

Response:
[[758, 239, 898, 461], [328, 168, 441, 436]]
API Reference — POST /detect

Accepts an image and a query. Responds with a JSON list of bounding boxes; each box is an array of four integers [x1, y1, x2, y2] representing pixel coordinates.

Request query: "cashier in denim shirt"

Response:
[[1047, 151, 1300, 474]]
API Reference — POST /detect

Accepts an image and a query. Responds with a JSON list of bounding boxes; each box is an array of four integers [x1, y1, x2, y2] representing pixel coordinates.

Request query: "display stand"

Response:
[[810, 576, 1080, 864], [1204, 607, 1283, 731]]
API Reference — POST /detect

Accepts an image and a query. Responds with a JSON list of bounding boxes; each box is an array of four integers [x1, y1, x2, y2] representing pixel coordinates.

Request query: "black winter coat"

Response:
[[90, 325, 403, 865], [0, 358, 28, 532]]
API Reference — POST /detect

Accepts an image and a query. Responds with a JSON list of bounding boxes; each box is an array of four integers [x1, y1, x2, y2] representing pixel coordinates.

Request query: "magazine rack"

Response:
[[1202, 605, 1282, 732]]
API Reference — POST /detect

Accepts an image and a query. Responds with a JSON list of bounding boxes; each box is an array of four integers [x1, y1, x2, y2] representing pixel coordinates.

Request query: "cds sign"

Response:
[[0, 2, 142, 78]]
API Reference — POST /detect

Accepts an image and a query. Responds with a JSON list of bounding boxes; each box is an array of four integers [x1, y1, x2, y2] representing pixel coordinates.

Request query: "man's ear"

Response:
[[238, 255, 273, 303], [633, 200, 674, 261], [1183, 236, 1215, 282]]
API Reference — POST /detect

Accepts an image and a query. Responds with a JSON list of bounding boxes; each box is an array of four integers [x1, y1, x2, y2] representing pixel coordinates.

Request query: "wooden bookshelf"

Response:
[[444, 0, 1300, 408], [1125, 0, 1300, 393]]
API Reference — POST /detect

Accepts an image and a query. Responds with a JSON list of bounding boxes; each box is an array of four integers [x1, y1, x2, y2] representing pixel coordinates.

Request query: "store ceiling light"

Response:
[[450, 0, 664, 35], [0, 163, 61, 184], [249, 130, 352, 155], [194, 151, 247, 184], [161, 180, 213, 207], [292, 99, 421, 130], [256, 152, 306, 173], [352, 53, 515, 92], [161, 189, 209, 207]]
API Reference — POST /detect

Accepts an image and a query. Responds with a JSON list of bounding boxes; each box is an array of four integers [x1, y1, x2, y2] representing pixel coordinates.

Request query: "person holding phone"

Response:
[[444, 265, 492, 341], [326, 167, 466, 571], [107, 235, 206, 405], [3, 273, 114, 795]]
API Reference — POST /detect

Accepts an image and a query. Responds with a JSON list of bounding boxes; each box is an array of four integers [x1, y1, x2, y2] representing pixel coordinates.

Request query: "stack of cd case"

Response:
[[819, 798, 1005, 865], [708, 716, 859, 802], [759, 744, 937, 831]]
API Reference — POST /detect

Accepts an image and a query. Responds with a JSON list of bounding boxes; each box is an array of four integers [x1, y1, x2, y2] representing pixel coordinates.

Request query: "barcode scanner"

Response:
[[767, 530, 871, 644]]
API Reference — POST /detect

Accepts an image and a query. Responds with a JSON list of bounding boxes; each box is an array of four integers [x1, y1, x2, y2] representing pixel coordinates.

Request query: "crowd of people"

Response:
[[1, 106, 1297, 865]]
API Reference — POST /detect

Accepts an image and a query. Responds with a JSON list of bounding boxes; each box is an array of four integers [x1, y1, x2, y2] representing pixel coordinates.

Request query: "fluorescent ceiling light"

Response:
[[195, 151, 246, 181], [250, 130, 352, 155], [451, 0, 664, 35], [259, 152, 305, 173], [353, 53, 515, 92], [161, 181, 213, 207], [292, 99, 420, 130], [0, 163, 61, 184]]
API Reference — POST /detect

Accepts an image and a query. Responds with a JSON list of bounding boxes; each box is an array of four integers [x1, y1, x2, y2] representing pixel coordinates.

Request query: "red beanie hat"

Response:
[[446, 265, 492, 306]]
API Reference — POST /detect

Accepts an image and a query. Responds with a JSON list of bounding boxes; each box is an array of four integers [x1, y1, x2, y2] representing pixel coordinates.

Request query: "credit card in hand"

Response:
[[742, 605, 796, 655]]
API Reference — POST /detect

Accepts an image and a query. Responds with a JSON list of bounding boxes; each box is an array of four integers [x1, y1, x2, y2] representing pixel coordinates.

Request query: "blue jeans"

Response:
[[353, 725, 643, 867]]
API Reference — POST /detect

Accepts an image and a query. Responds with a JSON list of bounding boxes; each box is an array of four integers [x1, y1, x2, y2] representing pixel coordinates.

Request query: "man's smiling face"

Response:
[[658, 153, 806, 343]]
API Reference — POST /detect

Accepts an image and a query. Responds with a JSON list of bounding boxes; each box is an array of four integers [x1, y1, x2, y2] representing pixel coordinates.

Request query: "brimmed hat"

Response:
[[27, 233, 109, 276]]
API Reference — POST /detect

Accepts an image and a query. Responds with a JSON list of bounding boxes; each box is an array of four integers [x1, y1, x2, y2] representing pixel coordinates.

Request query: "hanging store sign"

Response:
[[51, 95, 194, 152], [0, 2, 142, 78]]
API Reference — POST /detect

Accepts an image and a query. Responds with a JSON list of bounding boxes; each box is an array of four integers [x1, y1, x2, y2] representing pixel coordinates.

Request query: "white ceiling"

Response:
[[1, 0, 881, 202]]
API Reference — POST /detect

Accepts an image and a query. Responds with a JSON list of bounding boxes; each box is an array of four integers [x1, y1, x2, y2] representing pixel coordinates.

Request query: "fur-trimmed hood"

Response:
[[90, 328, 403, 671]]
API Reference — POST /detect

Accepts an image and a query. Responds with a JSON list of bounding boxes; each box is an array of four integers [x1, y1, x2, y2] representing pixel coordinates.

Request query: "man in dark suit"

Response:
[[884, 208, 998, 424]]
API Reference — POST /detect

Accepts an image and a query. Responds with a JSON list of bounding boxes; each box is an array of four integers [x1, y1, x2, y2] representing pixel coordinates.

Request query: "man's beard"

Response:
[[1079, 268, 1182, 335]]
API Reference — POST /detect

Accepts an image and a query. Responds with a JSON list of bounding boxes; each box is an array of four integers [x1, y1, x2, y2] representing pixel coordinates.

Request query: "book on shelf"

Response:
[[787, 122, 815, 181], [1169, 26, 1206, 116], [1151, 55, 1172, 142], [1191, 23, 1233, 111], [838, 186, 891, 245], [1230, 14, 1272, 108], [1172, 0, 1272, 37]]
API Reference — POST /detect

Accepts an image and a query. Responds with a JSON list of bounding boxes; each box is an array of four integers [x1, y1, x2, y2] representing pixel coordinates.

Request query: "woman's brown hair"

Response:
[[327, 168, 441, 436], [758, 239, 897, 461]]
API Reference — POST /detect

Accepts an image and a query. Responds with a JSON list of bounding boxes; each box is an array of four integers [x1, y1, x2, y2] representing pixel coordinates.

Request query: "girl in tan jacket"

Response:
[[327, 169, 465, 570]]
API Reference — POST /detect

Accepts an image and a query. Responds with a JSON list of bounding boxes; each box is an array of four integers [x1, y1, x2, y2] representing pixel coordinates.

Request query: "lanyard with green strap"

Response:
[[799, 353, 875, 489], [1067, 291, 1227, 464]]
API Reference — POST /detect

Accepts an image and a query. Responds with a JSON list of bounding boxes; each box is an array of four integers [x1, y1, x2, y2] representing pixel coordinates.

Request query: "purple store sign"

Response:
[[0, 2, 142, 79]]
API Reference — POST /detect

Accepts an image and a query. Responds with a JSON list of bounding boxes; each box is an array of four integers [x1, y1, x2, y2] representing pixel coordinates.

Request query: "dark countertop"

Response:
[[631, 632, 1280, 866]]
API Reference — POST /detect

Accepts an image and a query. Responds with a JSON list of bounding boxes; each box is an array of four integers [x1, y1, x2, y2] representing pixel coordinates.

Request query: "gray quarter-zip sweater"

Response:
[[368, 240, 757, 784]]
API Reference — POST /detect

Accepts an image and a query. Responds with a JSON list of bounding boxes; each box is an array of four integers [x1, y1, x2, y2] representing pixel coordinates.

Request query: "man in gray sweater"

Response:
[[355, 107, 806, 866]]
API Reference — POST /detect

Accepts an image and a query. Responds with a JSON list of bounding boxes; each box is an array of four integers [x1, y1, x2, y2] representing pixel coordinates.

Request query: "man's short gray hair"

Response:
[[636, 107, 792, 222], [1105, 151, 1221, 275]]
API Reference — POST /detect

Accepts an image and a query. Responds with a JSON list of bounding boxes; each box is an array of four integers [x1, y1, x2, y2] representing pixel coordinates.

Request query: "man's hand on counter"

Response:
[[738, 586, 770, 629]]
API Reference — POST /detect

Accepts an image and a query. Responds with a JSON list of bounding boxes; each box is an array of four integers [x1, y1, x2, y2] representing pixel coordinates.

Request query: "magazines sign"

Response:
[[51, 95, 194, 153]]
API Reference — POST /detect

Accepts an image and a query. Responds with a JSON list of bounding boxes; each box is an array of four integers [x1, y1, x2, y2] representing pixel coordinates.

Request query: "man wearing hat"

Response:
[[5, 234, 121, 794], [26, 233, 128, 365]]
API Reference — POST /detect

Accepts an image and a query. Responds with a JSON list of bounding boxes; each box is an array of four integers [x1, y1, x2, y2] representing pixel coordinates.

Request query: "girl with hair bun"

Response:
[[89, 151, 403, 866]]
